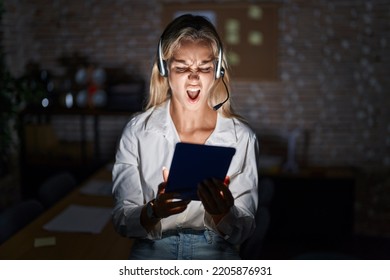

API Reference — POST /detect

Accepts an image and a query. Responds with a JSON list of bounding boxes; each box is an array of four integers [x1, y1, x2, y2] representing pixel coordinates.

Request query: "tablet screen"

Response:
[[165, 142, 236, 200]]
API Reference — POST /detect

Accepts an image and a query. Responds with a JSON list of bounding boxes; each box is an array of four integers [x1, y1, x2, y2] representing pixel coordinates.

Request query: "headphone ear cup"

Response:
[[157, 39, 168, 77], [157, 59, 167, 77], [215, 67, 220, 79], [215, 65, 224, 79], [219, 67, 225, 78], [215, 47, 223, 79], [160, 60, 168, 77]]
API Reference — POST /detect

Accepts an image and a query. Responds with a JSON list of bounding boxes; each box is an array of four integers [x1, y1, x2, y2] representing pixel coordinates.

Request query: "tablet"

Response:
[[165, 142, 236, 200]]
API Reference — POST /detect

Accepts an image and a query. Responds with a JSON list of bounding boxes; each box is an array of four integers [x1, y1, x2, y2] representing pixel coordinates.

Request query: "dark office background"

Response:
[[1, 0, 389, 259]]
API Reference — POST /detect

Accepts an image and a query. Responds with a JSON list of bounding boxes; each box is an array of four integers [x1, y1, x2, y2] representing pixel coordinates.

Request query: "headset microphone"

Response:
[[213, 70, 230, 111]]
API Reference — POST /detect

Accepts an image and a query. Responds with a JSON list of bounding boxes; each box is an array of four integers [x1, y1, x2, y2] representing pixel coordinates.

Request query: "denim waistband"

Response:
[[162, 228, 207, 237], [162, 228, 214, 244]]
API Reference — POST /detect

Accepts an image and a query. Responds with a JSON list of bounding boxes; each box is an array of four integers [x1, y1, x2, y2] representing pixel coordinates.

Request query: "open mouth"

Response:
[[187, 89, 200, 101]]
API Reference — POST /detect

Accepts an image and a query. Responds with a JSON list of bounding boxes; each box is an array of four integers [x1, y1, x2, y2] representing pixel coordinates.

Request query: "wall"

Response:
[[2, 0, 390, 235], [3, 0, 389, 168]]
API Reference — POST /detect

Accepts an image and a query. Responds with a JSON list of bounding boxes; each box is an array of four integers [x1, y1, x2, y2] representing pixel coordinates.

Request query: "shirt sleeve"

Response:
[[111, 122, 162, 239], [204, 132, 259, 245]]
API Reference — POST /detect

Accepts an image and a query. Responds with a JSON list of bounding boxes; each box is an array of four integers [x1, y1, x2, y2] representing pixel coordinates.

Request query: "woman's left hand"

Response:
[[197, 176, 234, 217]]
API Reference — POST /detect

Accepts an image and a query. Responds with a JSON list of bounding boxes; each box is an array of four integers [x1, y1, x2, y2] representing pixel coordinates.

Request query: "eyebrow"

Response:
[[171, 58, 214, 66]]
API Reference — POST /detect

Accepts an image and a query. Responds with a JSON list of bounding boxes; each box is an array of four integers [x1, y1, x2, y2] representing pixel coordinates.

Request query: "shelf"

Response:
[[19, 106, 131, 199]]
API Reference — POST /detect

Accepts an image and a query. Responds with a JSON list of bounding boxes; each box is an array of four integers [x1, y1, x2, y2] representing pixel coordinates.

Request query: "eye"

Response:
[[199, 67, 212, 73], [175, 67, 187, 73]]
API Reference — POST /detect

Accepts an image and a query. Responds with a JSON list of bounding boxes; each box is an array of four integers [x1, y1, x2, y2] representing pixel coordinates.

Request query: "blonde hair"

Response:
[[146, 14, 240, 119]]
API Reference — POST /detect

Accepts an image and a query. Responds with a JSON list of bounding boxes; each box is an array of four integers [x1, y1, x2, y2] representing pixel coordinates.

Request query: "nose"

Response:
[[188, 71, 200, 80]]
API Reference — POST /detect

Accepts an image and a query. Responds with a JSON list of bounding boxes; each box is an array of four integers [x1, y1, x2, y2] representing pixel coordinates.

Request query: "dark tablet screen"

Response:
[[165, 142, 236, 200]]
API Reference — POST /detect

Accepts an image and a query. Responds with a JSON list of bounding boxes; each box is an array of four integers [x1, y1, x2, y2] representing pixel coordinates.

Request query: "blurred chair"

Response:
[[38, 171, 78, 209], [239, 177, 275, 259], [0, 199, 44, 244]]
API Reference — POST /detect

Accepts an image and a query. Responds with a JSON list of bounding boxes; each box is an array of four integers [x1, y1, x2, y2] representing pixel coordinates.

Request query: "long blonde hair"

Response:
[[146, 14, 239, 119]]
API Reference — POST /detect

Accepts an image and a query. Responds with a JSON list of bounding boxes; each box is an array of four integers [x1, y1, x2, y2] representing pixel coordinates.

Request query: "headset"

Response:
[[156, 15, 229, 110]]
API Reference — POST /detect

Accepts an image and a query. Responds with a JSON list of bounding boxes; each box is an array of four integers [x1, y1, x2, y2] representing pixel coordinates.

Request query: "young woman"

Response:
[[112, 14, 259, 260]]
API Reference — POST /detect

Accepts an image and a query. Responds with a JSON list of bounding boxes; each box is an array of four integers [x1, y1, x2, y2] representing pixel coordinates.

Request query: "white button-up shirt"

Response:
[[112, 100, 259, 245]]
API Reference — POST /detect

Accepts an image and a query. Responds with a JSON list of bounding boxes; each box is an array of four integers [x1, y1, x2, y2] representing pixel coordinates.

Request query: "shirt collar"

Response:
[[145, 99, 238, 145], [207, 113, 238, 146]]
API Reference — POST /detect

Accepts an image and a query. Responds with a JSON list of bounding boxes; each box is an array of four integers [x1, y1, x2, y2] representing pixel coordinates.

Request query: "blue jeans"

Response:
[[129, 228, 240, 260]]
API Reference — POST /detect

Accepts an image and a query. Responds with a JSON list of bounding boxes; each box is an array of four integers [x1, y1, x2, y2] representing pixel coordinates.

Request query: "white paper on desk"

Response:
[[79, 179, 112, 196], [43, 205, 112, 234]]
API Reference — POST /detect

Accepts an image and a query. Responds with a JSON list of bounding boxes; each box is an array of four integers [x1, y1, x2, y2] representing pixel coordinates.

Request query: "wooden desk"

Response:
[[0, 166, 133, 259]]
